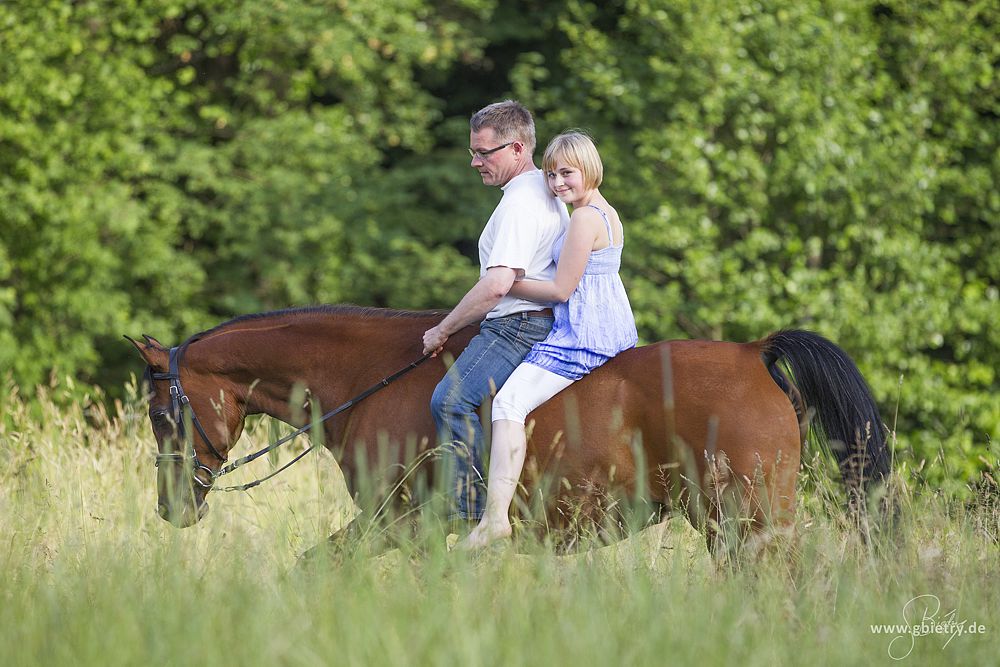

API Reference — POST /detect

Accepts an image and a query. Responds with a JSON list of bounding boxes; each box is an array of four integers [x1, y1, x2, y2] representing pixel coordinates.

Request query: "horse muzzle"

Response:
[[157, 499, 210, 527]]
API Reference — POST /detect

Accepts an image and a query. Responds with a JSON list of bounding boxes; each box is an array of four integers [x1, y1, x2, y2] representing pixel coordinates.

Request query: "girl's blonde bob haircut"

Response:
[[542, 130, 604, 190]]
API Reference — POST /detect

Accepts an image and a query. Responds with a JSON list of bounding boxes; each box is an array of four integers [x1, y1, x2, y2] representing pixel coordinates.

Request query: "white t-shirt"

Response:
[[479, 169, 570, 319]]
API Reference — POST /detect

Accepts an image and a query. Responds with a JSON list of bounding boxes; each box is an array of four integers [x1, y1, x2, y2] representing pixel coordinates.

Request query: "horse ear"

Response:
[[142, 333, 166, 349], [124, 334, 168, 371]]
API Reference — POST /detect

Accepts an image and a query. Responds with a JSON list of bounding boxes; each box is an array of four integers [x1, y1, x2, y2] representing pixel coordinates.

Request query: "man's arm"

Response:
[[507, 208, 601, 302], [422, 266, 518, 355]]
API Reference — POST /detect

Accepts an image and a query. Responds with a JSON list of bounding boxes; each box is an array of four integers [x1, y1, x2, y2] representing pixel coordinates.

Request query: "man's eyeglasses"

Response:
[[468, 142, 514, 160]]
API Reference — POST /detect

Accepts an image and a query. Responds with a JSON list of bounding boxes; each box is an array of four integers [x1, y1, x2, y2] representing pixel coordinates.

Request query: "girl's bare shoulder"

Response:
[[569, 204, 606, 228]]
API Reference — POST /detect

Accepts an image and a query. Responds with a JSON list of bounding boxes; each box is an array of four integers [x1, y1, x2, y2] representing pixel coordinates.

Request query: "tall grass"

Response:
[[0, 377, 996, 666]]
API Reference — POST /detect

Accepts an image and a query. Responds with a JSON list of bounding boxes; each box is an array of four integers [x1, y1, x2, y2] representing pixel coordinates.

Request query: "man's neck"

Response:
[[503, 162, 538, 187], [516, 161, 538, 176]]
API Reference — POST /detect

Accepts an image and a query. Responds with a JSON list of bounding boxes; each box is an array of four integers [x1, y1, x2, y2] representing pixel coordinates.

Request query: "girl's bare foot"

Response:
[[456, 519, 512, 550]]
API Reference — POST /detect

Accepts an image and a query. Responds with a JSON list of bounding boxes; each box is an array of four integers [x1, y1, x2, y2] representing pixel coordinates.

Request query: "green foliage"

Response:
[[0, 0, 489, 388], [0, 0, 995, 488]]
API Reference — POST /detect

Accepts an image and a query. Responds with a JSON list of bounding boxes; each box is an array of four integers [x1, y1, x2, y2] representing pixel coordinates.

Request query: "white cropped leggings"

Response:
[[491, 362, 574, 424]]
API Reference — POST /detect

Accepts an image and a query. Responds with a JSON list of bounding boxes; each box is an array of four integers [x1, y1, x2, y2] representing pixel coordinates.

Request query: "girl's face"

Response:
[[546, 160, 592, 207]]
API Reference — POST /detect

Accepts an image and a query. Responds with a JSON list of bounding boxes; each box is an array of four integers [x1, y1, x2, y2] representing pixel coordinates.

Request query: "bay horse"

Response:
[[127, 306, 890, 552]]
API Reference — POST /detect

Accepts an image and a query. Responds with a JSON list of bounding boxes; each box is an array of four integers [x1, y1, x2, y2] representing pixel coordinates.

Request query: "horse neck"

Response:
[[185, 311, 438, 425]]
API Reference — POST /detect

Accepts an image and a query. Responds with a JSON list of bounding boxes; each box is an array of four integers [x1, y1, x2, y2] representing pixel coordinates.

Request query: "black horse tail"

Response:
[[760, 330, 891, 509]]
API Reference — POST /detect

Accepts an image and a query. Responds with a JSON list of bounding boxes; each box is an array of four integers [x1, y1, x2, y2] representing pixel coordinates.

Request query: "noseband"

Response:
[[152, 344, 227, 490]]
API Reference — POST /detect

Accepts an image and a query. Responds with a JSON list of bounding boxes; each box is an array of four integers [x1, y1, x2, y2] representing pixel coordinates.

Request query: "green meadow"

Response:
[[1, 380, 995, 666]]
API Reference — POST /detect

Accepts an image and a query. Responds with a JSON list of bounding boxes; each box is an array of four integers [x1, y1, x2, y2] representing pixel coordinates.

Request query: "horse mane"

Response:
[[185, 304, 448, 346]]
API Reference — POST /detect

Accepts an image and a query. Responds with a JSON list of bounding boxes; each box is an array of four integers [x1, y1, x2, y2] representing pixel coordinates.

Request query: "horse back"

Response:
[[526, 339, 801, 504]]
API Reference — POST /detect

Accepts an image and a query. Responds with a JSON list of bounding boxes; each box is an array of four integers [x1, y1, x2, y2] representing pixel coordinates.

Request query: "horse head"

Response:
[[126, 334, 246, 527]]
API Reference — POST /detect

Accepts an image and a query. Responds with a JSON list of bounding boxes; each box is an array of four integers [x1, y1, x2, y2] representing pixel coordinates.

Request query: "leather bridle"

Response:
[[150, 344, 433, 493], [151, 344, 226, 490]]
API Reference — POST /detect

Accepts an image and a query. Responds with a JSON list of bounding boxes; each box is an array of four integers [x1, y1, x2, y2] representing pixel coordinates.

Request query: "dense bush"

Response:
[[1, 0, 996, 489]]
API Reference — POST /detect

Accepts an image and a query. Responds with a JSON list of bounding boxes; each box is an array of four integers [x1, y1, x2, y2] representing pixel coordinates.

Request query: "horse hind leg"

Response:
[[702, 451, 797, 566], [698, 450, 741, 560]]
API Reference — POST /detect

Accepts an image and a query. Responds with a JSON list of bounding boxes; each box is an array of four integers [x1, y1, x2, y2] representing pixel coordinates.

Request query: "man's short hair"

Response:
[[470, 100, 536, 155], [542, 131, 604, 190]]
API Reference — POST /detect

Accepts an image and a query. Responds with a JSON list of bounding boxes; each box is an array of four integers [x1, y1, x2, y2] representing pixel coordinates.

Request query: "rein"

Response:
[[152, 344, 433, 492]]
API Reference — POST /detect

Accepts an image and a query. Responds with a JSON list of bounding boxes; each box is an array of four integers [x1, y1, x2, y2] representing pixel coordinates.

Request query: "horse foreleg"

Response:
[[297, 518, 362, 566]]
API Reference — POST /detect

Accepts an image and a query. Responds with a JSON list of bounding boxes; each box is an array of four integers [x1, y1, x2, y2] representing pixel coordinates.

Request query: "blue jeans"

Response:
[[430, 313, 554, 520]]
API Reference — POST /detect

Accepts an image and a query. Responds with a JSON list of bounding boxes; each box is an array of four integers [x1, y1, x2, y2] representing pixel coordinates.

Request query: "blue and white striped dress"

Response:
[[523, 205, 638, 380]]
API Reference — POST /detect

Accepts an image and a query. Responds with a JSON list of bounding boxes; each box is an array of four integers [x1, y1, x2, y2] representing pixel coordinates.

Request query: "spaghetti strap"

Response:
[[585, 204, 614, 245]]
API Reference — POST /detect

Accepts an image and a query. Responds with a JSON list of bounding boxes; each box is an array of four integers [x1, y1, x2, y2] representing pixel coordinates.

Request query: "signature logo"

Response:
[[869, 594, 988, 660]]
